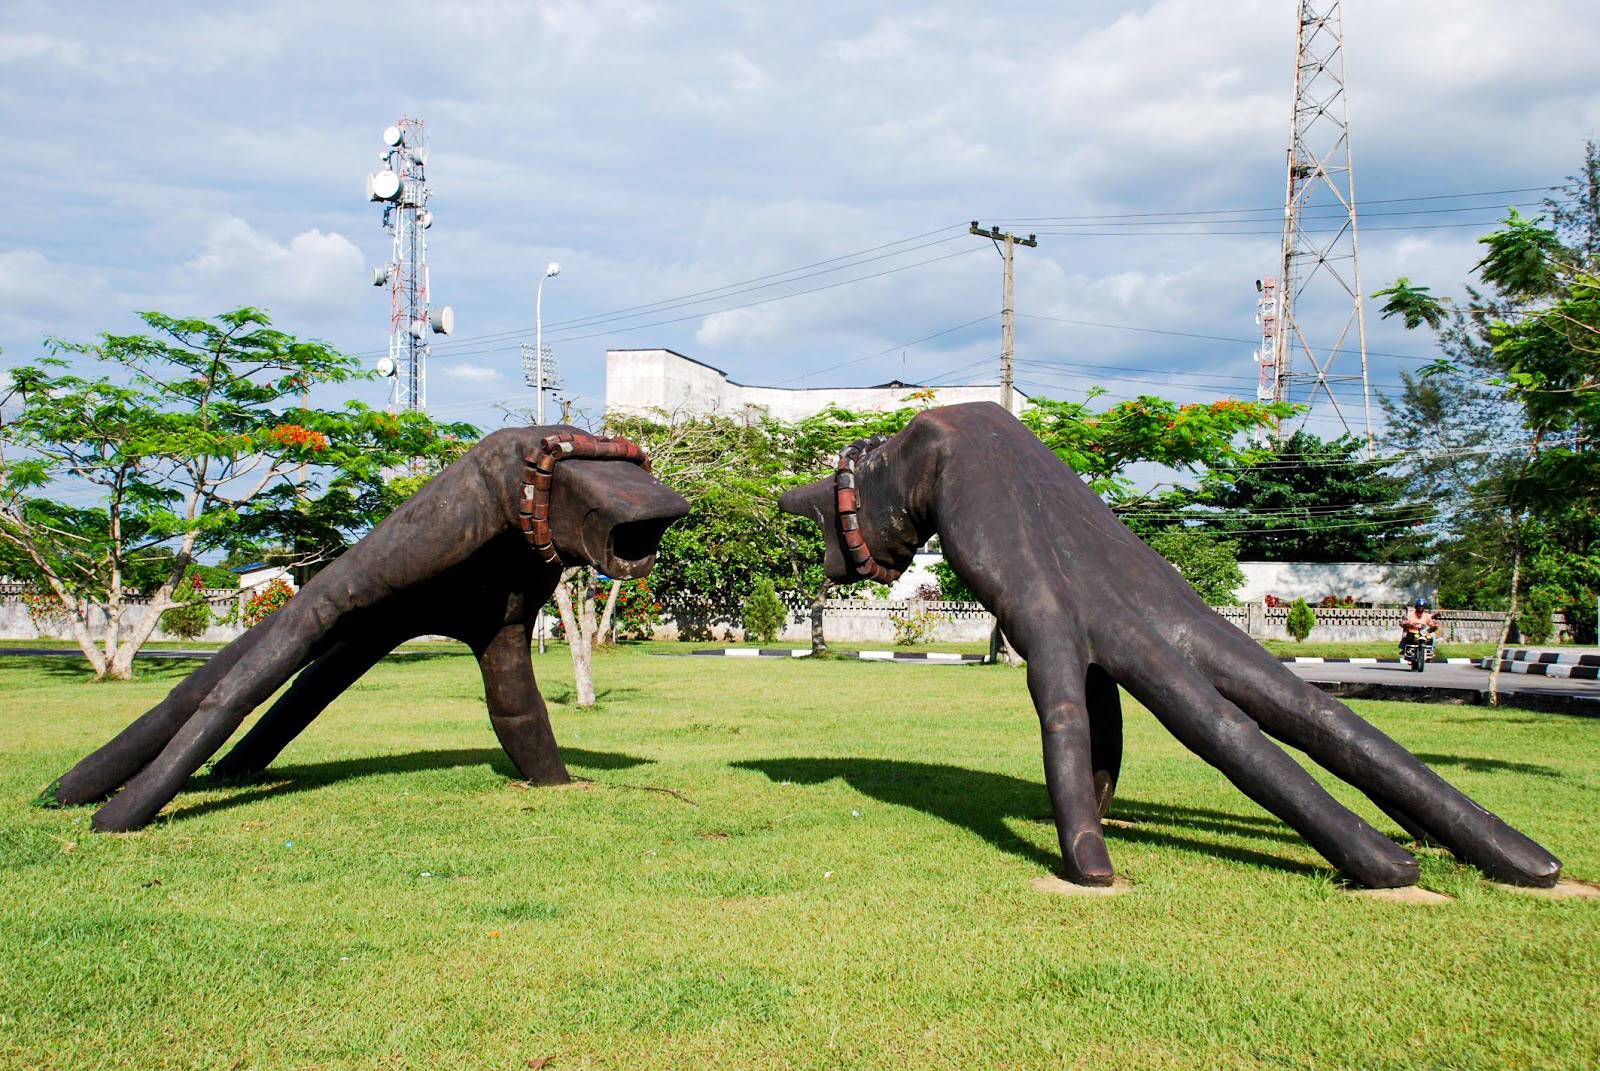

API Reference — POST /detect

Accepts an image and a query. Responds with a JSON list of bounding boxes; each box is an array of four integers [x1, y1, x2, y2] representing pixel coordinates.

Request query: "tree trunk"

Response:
[[988, 622, 1022, 666], [809, 580, 830, 655], [595, 578, 624, 647], [553, 569, 595, 707], [1489, 524, 1524, 708]]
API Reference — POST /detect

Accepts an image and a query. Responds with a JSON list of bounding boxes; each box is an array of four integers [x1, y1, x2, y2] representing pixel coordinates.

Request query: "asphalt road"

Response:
[[6, 645, 1597, 713], [1282, 657, 1600, 710]]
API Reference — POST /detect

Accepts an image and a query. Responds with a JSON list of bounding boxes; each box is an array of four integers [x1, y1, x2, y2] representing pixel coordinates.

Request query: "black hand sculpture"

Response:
[[779, 402, 1561, 890], [44, 427, 689, 833]]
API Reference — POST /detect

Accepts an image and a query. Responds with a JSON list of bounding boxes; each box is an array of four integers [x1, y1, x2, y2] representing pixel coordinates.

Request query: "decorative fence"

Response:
[[656, 599, 1000, 644], [0, 586, 249, 644], [0, 587, 1529, 648], [661, 600, 1519, 645], [1212, 604, 1513, 644]]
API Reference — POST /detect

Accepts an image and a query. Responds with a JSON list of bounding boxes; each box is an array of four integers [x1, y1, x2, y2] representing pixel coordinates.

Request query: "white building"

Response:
[[605, 348, 1026, 423]]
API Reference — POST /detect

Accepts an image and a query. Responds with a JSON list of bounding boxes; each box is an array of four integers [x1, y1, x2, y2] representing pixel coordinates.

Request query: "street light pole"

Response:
[[535, 261, 561, 425], [533, 261, 561, 657]]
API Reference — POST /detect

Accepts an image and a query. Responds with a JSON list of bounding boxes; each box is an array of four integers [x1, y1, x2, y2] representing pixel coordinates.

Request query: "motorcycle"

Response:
[[1400, 624, 1437, 672]]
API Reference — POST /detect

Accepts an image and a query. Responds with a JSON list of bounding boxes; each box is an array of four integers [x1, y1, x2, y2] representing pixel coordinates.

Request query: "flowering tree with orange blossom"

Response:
[[1020, 390, 1297, 504], [0, 308, 472, 679]]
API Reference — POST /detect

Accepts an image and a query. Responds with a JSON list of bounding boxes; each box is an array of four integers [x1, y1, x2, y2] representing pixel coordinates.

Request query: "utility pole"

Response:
[[970, 222, 1037, 414]]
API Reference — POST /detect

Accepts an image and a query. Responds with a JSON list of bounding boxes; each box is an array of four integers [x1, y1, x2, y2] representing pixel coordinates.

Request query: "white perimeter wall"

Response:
[[1235, 561, 1435, 604], [606, 348, 1024, 422]]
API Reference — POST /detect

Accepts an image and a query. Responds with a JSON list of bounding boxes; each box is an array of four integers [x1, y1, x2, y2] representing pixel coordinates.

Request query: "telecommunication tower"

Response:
[[366, 117, 453, 413], [1253, 275, 1279, 407], [1270, 1, 1372, 452]]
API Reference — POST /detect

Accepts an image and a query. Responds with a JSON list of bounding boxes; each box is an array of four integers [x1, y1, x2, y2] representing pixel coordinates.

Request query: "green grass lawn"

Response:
[[2, 646, 1597, 1070]]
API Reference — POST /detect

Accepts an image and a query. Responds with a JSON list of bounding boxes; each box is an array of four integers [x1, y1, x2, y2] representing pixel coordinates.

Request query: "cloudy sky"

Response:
[[4, 0, 1598, 445]]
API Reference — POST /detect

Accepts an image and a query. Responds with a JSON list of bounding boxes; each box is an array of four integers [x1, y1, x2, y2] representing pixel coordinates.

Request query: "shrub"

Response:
[[1143, 530, 1244, 605], [20, 590, 72, 635], [1285, 597, 1316, 643], [741, 578, 786, 645], [242, 577, 295, 627], [160, 572, 215, 640], [598, 577, 663, 641], [930, 559, 976, 602], [888, 606, 944, 646], [1519, 588, 1557, 645]]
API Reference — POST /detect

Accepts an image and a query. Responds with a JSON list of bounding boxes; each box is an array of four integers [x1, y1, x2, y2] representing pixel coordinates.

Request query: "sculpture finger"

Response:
[[210, 636, 396, 782], [47, 623, 276, 806], [478, 623, 569, 786], [1085, 664, 1122, 817], [90, 618, 335, 832], [1025, 650, 1116, 885], [1187, 626, 1561, 888], [1110, 641, 1420, 888]]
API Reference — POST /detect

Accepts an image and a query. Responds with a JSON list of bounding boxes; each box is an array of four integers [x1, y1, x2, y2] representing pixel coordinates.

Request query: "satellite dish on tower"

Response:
[[408, 320, 426, 339], [383, 126, 402, 146], [368, 171, 402, 202], [429, 306, 454, 335], [376, 357, 397, 377], [418, 209, 433, 229], [372, 266, 390, 287]]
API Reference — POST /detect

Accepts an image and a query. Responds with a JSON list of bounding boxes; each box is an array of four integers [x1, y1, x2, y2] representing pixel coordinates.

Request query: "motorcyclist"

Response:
[[1400, 597, 1437, 653]]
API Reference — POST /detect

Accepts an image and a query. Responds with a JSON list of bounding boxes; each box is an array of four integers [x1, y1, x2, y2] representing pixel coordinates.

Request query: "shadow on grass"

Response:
[[1410, 751, 1563, 778], [18, 655, 213, 685], [163, 746, 653, 824], [734, 757, 1323, 880], [538, 684, 646, 706], [1104, 799, 1306, 845]]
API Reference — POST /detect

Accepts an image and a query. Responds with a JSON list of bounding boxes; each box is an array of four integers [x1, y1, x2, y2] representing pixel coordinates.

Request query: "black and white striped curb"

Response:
[[1477, 648, 1600, 679], [1496, 648, 1600, 666], [683, 648, 989, 663], [1481, 660, 1600, 679], [1279, 655, 1476, 665]]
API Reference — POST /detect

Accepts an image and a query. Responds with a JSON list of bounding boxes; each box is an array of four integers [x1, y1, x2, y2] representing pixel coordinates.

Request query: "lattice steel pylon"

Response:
[[366, 117, 453, 413], [1272, 1, 1372, 454]]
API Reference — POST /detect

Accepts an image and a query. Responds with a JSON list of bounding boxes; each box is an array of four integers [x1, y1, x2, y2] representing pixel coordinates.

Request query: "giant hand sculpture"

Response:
[[779, 402, 1560, 889], [45, 427, 689, 833]]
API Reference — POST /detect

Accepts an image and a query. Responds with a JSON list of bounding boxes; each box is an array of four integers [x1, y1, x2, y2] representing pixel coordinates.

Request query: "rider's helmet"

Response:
[[1413, 597, 1429, 610]]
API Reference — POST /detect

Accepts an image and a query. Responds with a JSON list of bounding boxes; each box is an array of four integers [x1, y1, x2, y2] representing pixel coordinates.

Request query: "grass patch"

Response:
[[2, 648, 1598, 1068]]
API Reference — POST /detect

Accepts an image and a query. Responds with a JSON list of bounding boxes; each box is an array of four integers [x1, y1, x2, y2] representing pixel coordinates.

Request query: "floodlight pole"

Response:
[[535, 262, 561, 425]]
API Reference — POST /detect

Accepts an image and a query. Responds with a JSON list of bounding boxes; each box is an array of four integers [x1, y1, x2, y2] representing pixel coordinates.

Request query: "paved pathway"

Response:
[[8, 644, 1597, 714], [1282, 655, 1600, 714]]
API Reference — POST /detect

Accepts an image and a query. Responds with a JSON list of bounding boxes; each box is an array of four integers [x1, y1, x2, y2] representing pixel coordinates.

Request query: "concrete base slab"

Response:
[[1031, 874, 1134, 897], [1346, 886, 1454, 904], [1493, 878, 1600, 899]]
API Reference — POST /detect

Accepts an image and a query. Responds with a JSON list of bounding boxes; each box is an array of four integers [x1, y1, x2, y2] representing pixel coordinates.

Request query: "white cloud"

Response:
[[0, 250, 109, 317], [4, 0, 1599, 429], [0, 32, 88, 66], [441, 361, 502, 384], [181, 217, 364, 318]]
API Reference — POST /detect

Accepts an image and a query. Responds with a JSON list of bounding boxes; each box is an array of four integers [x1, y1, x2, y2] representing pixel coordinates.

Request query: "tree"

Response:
[[605, 405, 897, 654], [1020, 392, 1294, 504], [0, 308, 471, 679], [1181, 431, 1429, 563], [1142, 530, 1245, 605], [1375, 141, 1600, 668]]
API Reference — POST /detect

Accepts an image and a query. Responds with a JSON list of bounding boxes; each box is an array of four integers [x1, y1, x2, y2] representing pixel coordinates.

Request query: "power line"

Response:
[[987, 185, 1559, 224], [345, 186, 1565, 364]]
